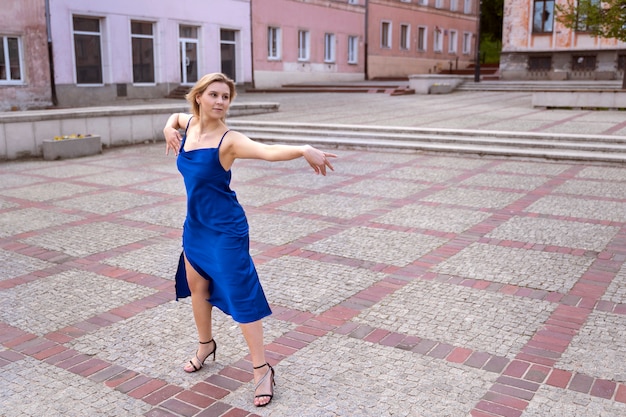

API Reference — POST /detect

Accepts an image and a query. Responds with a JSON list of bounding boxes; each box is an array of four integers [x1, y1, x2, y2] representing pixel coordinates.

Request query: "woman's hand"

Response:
[[303, 145, 336, 176], [164, 126, 182, 156]]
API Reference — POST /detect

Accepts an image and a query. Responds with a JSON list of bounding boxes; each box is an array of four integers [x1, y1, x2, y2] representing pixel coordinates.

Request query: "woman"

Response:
[[163, 73, 335, 407]]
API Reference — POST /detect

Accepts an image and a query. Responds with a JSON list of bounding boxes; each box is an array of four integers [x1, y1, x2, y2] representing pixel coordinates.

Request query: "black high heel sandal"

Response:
[[184, 339, 217, 373], [253, 362, 275, 407]]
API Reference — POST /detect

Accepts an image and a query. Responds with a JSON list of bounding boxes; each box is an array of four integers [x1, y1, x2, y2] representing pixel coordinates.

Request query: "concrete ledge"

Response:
[[0, 101, 279, 160], [408, 74, 472, 94], [533, 90, 626, 109], [42, 135, 102, 161]]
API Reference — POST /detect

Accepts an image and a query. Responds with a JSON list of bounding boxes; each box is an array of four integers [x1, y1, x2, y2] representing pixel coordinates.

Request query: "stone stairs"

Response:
[[458, 80, 624, 91], [227, 119, 626, 164]]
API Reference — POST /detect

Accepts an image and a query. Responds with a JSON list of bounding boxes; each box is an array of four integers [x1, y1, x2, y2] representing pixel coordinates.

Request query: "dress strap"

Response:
[[179, 116, 193, 151], [217, 130, 230, 149]]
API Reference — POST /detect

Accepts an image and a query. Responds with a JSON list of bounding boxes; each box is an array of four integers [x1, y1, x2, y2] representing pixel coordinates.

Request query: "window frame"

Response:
[[462, 32, 472, 54], [72, 15, 104, 86], [324, 32, 336, 63], [0, 35, 24, 84], [433, 28, 443, 53], [532, 0, 555, 33], [348, 35, 359, 64], [130, 20, 156, 85], [298, 30, 310, 61], [400, 24, 410, 50], [448, 29, 458, 54], [463, 0, 472, 14], [381, 21, 392, 49], [417, 26, 427, 52], [267, 26, 281, 60]]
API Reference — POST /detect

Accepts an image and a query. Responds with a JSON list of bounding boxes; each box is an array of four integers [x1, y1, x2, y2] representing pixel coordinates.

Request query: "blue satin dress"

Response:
[[174, 120, 271, 324]]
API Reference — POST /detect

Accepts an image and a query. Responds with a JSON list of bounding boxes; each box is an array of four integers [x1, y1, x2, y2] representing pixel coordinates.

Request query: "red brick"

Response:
[[143, 385, 185, 406], [503, 360, 530, 378], [590, 379, 616, 400], [176, 390, 215, 408], [615, 384, 626, 404], [475, 400, 522, 417], [569, 373, 593, 394], [128, 379, 167, 399], [483, 391, 529, 411], [446, 347, 473, 364]]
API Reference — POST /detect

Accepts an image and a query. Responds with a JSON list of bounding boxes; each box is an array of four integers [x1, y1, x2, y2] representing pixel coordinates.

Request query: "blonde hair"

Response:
[[185, 73, 237, 119]]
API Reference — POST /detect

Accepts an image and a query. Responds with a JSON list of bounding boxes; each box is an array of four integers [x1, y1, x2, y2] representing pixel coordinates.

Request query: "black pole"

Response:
[[474, 0, 482, 83], [364, 0, 369, 80], [45, 0, 58, 105]]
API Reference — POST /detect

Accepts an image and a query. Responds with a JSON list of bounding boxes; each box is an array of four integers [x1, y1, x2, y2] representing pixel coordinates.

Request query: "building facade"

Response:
[[0, 0, 52, 111], [251, 0, 366, 88], [367, 0, 479, 79], [500, 0, 626, 80], [47, 0, 252, 107]]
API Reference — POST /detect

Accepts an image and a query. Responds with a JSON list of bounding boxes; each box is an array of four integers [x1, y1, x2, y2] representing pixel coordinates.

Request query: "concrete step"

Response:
[[227, 120, 626, 164], [458, 80, 624, 92]]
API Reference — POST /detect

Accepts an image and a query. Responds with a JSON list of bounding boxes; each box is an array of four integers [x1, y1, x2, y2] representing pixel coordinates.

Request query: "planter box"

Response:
[[42, 135, 102, 160], [429, 84, 453, 94]]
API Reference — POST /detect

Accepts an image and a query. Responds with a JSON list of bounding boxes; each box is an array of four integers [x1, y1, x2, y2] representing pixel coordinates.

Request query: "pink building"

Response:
[[251, 0, 366, 88], [47, 0, 252, 107], [500, 0, 626, 80], [366, 0, 479, 79], [0, 0, 52, 111]]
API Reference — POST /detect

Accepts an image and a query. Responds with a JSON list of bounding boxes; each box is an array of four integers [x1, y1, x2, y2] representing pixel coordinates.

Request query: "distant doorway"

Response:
[[220, 29, 237, 82], [180, 25, 199, 85]]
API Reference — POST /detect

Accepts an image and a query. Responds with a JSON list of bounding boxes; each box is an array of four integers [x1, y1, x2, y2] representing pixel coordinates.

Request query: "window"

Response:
[[532, 0, 554, 33], [298, 30, 310, 61], [418, 0, 428, 5], [448, 30, 458, 53], [433, 28, 443, 52], [528, 55, 552, 71], [450, 0, 458, 11], [572, 55, 596, 71], [464, 0, 472, 13], [348, 35, 359, 64], [268, 27, 281, 59], [73, 16, 103, 84], [417, 26, 427, 51], [324, 33, 336, 63], [462, 32, 472, 54], [348, 0, 359, 3], [131, 21, 155, 84], [576, 0, 600, 31], [400, 24, 410, 50], [381, 21, 392, 48], [435, 0, 443, 8], [0, 36, 23, 84]]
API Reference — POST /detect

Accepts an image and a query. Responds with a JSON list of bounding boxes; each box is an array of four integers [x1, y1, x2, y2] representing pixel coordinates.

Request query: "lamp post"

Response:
[[474, 0, 482, 82]]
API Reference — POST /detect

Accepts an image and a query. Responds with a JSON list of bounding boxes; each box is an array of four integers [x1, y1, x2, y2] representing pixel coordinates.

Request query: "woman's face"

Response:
[[197, 81, 231, 119]]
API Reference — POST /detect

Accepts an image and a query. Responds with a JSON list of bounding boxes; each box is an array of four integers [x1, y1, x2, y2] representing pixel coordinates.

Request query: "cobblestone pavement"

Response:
[[1, 91, 626, 417]]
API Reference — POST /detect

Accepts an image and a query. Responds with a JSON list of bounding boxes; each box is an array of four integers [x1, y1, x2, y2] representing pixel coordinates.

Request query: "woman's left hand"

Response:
[[303, 145, 336, 176]]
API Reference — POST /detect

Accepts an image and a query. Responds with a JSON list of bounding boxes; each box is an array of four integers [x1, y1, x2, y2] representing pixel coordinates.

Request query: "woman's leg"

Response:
[[184, 255, 215, 372], [240, 320, 274, 406]]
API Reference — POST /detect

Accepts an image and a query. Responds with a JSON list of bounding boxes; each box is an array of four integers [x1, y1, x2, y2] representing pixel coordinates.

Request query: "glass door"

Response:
[[179, 25, 199, 85], [220, 29, 237, 82]]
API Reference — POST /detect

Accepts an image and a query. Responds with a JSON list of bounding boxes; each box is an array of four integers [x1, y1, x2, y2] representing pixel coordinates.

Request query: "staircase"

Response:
[[246, 83, 414, 96], [227, 119, 626, 164], [167, 85, 190, 99]]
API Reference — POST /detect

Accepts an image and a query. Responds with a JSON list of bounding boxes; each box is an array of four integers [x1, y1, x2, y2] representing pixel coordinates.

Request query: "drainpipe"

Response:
[[364, 0, 369, 80], [45, 0, 58, 105], [249, 0, 255, 89], [473, 0, 482, 82]]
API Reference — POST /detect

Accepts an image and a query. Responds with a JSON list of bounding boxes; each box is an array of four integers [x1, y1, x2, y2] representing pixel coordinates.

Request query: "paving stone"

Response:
[[353, 279, 555, 359], [577, 166, 626, 181], [131, 177, 186, 196], [0, 182, 97, 202], [338, 178, 429, 198], [0, 357, 152, 417], [602, 264, 626, 304], [423, 187, 525, 209], [486, 216, 619, 252], [375, 204, 492, 233], [229, 184, 301, 207], [489, 161, 571, 176], [102, 240, 181, 279], [382, 166, 465, 183], [526, 195, 626, 223], [433, 242, 593, 292], [304, 226, 448, 266], [0, 173, 45, 189], [523, 384, 626, 416], [247, 212, 333, 246], [0, 269, 156, 336], [53, 190, 164, 215], [461, 172, 550, 190], [0, 248, 54, 281], [279, 195, 387, 219], [21, 221, 161, 257], [28, 164, 113, 179], [0, 207, 84, 238], [122, 201, 186, 228], [554, 179, 626, 199]]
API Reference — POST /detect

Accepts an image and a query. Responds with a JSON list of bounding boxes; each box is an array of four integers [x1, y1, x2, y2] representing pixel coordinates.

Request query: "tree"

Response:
[[556, 0, 626, 88]]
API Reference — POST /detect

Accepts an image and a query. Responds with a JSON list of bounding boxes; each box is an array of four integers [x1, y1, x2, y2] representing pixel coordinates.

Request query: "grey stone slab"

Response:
[[0, 269, 156, 335], [424, 188, 525, 209], [258, 256, 386, 314], [77, 170, 169, 187], [526, 195, 626, 223], [602, 264, 626, 304], [461, 172, 549, 190], [121, 200, 186, 228], [53, 190, 164, 215], [577, 166, 626, 181], [490, 161, 571, 176], [248, 212, 333, 246], [68, 300, 295, 389], [418, 155, 492, 170], [348, 151, 420, 164], [0, 248, 54, 281], [374, 204, 492, 233], [232, 184, 301, 207], [0, 182, 97, 202], [338, 178, 429, 198], [382, 166, 464, 183], [433, 242, 593, 293], [354, 279, 556, 358], [0, 357, 152, 417], [21, 221, 160, 257], [554, 179, 626, 199], [0, 198, 19, 209], [225, 333, 498, 417], [279, 195, 386, 219], [304, 226, 448, 267], [0, 173, 45, 189], [264, 172, 348, 189], [0, 207, 84, 238], [102, 240, 181, 279], [486, 216, 620, 252], [523, 384, 626, 417], [27, 164, 113, 179], [557, 310, 626, 383], [131, 177, 186, 196], [326, 160, 389, 176]]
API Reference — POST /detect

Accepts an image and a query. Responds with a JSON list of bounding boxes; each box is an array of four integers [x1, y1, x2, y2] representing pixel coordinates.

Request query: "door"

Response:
[[179, 25, 199, 85], [220, 29, 237, 82]]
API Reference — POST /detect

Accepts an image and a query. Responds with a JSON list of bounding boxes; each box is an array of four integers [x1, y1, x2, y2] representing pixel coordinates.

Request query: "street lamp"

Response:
[[474, 0, 482, 82]]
